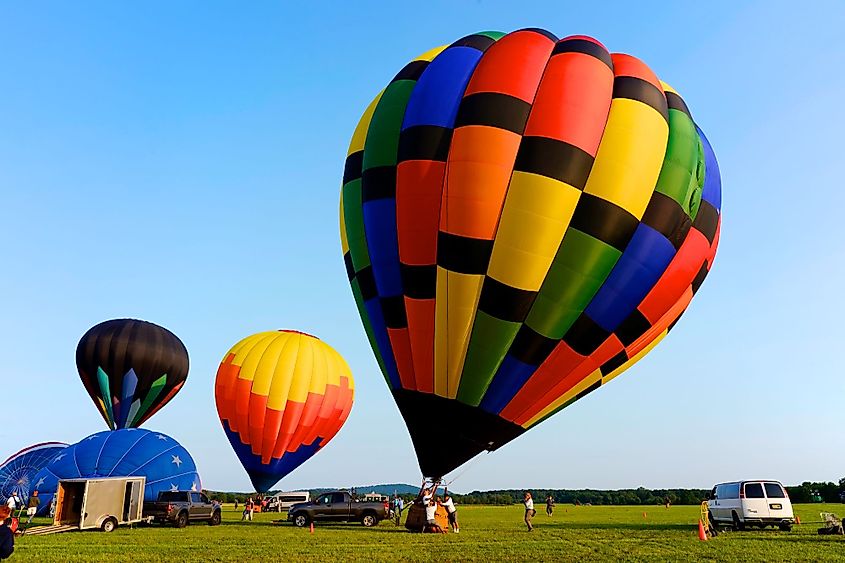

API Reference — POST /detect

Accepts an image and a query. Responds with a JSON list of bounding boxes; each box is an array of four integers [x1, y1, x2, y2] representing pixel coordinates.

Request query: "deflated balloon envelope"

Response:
[[215, 330, 355, 492], [340, 29, 722, 478], [76, 318, 189, 429], [0, 442, 67, 509]]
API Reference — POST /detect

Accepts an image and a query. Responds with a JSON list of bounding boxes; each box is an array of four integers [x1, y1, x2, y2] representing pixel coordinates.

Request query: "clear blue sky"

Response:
[[2, 0, 843, 493]]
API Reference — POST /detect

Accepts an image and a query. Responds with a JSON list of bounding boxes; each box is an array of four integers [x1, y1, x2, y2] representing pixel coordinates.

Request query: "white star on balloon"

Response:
[[171, 455, 182, 468], [157, 434, 167, 441], [191, 482, 197, 492], [170, 483, 178, 492]]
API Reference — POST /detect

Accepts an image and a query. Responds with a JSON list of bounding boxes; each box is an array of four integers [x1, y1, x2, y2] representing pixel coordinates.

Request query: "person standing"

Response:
[[234, 498, 238, 512], [546, 495, 554, 516], [242, 497, 254, 521], [4, 494, 16, 512], [26, 491, 40, 524], [523, 492, 535, 531], [0, 506, 14, 560], [441, 492, 459, 533]]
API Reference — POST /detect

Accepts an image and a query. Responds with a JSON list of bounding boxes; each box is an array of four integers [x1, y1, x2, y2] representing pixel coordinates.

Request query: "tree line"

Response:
[[204, 479, 845, 506]]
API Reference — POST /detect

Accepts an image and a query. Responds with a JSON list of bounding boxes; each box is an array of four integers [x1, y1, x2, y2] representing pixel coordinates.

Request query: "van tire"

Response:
[[732, 511, 744, 531], [779, 523, 792, 532]]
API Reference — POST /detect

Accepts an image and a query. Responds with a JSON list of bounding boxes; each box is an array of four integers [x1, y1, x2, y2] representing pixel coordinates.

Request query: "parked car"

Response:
[[287, 491, 389, 527], [265, 492, 310, 513], [143, 491, 221, 528], [707, 480, 794, 531]]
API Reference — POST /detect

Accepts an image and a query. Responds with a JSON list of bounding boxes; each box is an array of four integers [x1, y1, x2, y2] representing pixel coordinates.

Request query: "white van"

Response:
[[266, 492, 310, 512], [707, 480, 794, 531]]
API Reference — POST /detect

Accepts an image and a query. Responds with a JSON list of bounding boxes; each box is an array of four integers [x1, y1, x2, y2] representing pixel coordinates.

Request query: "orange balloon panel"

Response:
[[215, 330, 354, 492]]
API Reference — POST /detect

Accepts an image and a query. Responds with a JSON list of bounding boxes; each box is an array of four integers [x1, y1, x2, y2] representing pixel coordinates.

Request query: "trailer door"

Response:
[[123, 480, 142, 521]]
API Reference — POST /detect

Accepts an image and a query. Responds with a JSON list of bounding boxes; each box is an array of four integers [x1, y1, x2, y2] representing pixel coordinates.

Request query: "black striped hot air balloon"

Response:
[[340, 29, 721, 478], [76, 318, 189, 429]]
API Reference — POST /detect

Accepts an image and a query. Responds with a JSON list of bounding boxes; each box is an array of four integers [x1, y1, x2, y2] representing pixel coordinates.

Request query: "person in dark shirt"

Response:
[[0, 505, 14, 560], [26, 491, 40, 525]]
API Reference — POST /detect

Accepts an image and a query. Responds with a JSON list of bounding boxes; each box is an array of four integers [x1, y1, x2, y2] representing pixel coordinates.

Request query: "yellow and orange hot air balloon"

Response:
[[214, 330, 354, 492]]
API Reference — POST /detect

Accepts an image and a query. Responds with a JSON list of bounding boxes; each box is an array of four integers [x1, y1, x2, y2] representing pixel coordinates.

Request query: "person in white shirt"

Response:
[[423, 499, 441, 533], [441, 493, 459, 533], [523, 492, 534, 531], [5, 493, 17, 511]]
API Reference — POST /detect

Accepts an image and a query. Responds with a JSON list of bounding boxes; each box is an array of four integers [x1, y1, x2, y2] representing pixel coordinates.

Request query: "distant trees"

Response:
[[785, 482, 841, 503], [453, 488, 709, 506]]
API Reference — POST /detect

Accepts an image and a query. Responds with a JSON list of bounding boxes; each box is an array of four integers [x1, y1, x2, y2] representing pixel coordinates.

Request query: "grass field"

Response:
[[11, 503, 845, 561]]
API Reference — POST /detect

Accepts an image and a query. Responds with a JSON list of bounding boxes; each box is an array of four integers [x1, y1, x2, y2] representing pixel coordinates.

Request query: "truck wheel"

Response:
[[208, 511, 221, 526], [779, 523, 792, 532], [293, 513, 309, 528], [732, 512, 744, 531], [175, 511, 189, 529], [101, 517, 117, 533], [361, 513, 378, 527]]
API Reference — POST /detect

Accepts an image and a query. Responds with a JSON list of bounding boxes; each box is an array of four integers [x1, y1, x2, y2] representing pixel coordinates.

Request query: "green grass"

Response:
[[12, 503, 845, 561]]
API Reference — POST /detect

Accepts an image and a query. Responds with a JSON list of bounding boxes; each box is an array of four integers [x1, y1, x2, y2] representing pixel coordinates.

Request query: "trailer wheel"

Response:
[[208, 511, 221, 526], [175, 511, 189, 528], [101, 517, 118, 533]]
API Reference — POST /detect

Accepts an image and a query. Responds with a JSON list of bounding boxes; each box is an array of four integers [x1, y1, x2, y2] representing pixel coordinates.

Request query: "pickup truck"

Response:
[[143, 491, 222, 528], [287, 491, 389, 527]]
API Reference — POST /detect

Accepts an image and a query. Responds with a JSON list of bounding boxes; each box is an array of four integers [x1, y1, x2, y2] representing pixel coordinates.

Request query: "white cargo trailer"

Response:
[[27, 476, 148, 535]]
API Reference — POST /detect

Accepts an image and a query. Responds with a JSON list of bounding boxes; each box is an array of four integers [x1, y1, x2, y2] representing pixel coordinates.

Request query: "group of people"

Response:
[[5, 491, 42, 525], [522, 493, 556, 531], [240, 497, 259, 521], [419, 487, 459, 534]]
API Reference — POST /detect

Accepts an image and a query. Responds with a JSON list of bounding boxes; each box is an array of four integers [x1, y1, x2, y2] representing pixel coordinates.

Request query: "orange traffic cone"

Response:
[[310, 522, 314, 534], [643, 512, 647, 519], [795, 516, 801, 525], [698, 519, 708, 541]]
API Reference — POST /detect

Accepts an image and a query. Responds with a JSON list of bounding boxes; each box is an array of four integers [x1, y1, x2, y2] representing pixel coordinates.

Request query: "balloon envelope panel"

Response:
[[0, 442, 67, 507], [340, 29, 722, 478], [31, 429, 200, 515], [215, 330, 354, 492], [76, 318, 190, 429]]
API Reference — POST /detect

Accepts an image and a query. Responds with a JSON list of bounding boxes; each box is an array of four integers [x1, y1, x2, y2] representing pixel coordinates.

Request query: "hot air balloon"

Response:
[[31, 429, 201, 514], [340, 29, 721, 478], [76, 318, 189, 429], [215, 330, 354, 492], [0, 442, 67, 510]]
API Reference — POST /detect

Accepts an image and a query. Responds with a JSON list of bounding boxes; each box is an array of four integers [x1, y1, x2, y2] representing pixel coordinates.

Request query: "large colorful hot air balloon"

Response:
[[215, 330, 354, 492], [31, 429, 201, 515], [76, 319, 189, 429], [0, 442, 67, 508], [340, 29, 721, 478]]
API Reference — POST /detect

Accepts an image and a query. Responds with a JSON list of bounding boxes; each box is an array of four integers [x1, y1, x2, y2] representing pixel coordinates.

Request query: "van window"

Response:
[[744, 483, 765, 498], [764, 483, 785, 498], [280, 495, 307, 503], [718, 484, 739, 499]]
